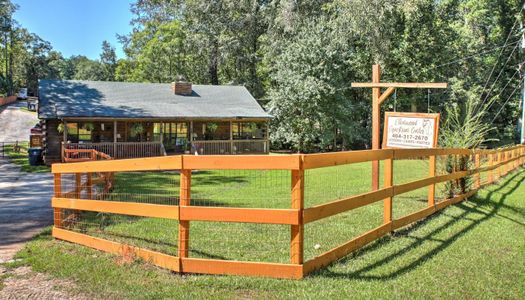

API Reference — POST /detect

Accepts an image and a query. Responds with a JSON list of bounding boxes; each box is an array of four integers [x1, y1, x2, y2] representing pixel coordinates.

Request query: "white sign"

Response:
[[383, 112, 440, 149]]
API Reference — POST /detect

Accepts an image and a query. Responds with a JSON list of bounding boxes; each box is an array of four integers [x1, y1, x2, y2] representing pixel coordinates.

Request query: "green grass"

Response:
[[67, 160, 433, 262], [7, 161, 525, 299], [3, 142, 50, 173]]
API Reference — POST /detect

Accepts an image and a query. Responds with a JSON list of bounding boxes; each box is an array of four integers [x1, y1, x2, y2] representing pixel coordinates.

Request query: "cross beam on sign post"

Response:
[[351, 64, 447, 190]]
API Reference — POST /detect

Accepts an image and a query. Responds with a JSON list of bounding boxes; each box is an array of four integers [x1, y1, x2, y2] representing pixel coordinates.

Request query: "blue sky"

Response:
[[13, 0, 134, 59]]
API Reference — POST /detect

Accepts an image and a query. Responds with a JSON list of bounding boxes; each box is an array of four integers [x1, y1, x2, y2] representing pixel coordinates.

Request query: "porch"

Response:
[[60, 119, 269, 161]]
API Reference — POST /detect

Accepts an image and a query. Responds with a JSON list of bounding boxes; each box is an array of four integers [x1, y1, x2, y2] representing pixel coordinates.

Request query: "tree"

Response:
[[100, 40, 117, 81], [114, 0, 524, 150], [267, 17, 362, 152]]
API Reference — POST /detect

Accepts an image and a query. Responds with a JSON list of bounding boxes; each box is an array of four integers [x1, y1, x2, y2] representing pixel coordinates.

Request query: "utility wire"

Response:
[[490, 83, 521, 123], [431, 40, 519, 70], [485, 69, 520, 112], [479, 18, 519, 98], [476, 42, 520, 113]]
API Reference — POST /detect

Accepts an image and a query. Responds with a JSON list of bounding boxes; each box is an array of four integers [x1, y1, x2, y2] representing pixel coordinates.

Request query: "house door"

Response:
[[162, 122, 189, 154]]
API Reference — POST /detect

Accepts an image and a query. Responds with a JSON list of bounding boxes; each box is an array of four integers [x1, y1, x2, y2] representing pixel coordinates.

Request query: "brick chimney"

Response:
[[172, 76, 192, 96]]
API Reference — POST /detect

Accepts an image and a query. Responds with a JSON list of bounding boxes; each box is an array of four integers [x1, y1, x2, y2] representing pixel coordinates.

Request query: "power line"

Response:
[[490, 83, 521, 123], [479, 18, 519, 98], [476, 41, 520, 113], [431, 39, 520, 70], [485, 69, 520, 112]]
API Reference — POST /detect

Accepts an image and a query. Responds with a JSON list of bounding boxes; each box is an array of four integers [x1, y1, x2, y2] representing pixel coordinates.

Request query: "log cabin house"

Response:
[[38, 80, 271, 164]]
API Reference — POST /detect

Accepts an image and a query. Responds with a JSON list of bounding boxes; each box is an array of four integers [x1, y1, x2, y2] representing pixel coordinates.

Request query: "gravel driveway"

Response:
[[0, 101, 38, 143], [0, 102, 86, 299], [0, 159, 54, 262]]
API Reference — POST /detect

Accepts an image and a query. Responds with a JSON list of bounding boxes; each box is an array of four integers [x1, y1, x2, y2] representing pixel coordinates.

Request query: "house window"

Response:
[[66, 122, 93, 143], [232, 122, 265, 140]]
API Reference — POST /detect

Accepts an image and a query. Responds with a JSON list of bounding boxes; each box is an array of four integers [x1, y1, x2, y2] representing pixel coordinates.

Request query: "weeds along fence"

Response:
[[51, 145, 525, 279]]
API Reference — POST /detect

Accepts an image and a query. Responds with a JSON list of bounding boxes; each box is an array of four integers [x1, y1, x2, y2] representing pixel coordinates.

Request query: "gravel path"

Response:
[[0, 101, 38, 143], [0, 159, 54, 262], [0, 102, 87, 299]]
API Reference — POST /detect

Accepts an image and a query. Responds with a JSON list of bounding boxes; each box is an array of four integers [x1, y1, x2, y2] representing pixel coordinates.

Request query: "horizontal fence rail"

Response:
[[191, 140, 269, 155], [51, 145, 525, 279], [63, 142, 164, 161]]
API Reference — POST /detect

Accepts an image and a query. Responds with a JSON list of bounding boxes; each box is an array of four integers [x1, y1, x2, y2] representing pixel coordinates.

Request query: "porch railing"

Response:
[[63, 142, 165, 161], [191, 140, 269, 155]]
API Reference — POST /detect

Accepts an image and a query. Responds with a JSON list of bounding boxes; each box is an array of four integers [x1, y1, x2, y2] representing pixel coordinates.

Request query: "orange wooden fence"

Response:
[[51, 145, 525, 279]]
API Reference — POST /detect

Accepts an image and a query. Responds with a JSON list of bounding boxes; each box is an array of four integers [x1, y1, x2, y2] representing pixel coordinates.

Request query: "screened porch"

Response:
[[61, 119, 269, 161]]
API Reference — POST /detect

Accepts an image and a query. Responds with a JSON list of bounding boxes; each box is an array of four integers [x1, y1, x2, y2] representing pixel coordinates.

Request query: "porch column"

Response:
[[113, 121, 117, 158], [230, 121, 234, 154], [62, 120, 68, 162], [159, 122, 164, 155], [190, 121, 194, 153], [265, 121, 270, 154]]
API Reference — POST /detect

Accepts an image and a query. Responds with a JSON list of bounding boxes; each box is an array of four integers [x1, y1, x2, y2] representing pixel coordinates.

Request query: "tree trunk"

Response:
[[209, 39, 219, 85]]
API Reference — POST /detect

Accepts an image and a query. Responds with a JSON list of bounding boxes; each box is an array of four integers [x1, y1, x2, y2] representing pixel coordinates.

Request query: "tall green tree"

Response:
[[100, 40, 117, 81]]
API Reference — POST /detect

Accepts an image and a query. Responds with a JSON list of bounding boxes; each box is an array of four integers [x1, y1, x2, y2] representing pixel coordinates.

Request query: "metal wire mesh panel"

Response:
[[304, 202, 384, 261], [435, 154, 474, 202], [108, 171, 180, 205], [393, 186, 428, 219], [304, 162, 372, 208], [191, 169, 291, 209], [59, 171, 180, 205], [393, 158, 429, 185], [57, 209, 180, 256], [188, 221, 290, 263]]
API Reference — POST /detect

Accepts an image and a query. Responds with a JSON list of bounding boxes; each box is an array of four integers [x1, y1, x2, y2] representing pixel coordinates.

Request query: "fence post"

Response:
[[474, 153, 480, 189], [75, 173, 82, 198], [291, 155, 304, 265], [428, 155, 436, 207], [87, 173, 92, 199], [178, 167, 191, 259], [497, 151, 502, 180], [503, 150, 508, 175], [384, 152, 393, 227], [54, 173, 62, 228], [488, 153, 493, 183]]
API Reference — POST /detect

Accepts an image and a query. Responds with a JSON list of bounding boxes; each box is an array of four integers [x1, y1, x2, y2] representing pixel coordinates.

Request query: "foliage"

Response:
[[100, 41, 117, 81], [439, 79, 496, 197], [130, 123, 145, 137], [1, 0, 522, 151]]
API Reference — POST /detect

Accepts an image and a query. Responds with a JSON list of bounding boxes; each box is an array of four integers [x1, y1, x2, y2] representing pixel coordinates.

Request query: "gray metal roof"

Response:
[[38, 80, 271, 119]]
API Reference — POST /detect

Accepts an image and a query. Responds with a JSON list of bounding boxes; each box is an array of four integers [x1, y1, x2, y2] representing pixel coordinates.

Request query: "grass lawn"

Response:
[[3, 142, 50, 173], [2, 159, 523, 298]]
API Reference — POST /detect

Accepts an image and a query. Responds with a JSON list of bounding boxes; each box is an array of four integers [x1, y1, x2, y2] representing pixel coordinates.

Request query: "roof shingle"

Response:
[[38, 80, 271, 119]]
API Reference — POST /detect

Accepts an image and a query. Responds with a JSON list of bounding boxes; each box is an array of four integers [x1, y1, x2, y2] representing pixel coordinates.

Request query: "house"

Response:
[[38, 80, 271, 164]]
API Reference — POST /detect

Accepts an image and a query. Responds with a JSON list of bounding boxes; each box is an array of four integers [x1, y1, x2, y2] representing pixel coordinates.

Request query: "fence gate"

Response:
[[0, 141, 23, 158]]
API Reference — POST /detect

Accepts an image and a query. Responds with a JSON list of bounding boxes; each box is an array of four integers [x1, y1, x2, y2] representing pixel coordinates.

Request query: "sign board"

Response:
[[383, 112, 440, 149]]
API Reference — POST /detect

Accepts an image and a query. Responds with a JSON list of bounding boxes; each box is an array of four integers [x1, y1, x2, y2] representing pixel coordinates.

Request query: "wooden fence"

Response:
[[51, 145, 525, 279], [63, 142, 165, 161], [0, 95, 17, 106]]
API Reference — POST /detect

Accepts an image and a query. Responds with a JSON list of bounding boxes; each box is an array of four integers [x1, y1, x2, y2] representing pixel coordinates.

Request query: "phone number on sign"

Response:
[[391, 134, 429, 141]]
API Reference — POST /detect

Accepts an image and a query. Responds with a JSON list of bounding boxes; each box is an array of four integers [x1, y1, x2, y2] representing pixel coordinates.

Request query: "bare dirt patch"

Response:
[[0, 265, 87, 300]]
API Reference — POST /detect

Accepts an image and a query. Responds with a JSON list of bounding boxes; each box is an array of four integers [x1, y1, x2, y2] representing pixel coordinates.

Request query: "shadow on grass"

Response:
[[311, 167, 525, 280]]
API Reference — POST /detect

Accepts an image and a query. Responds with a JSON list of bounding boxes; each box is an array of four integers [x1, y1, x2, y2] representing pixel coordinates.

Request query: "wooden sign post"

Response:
[[352, 64, 447, 190]]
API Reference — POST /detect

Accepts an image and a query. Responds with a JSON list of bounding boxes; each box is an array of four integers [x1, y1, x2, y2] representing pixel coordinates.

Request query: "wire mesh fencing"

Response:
[[51, 146, 525, 279]]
